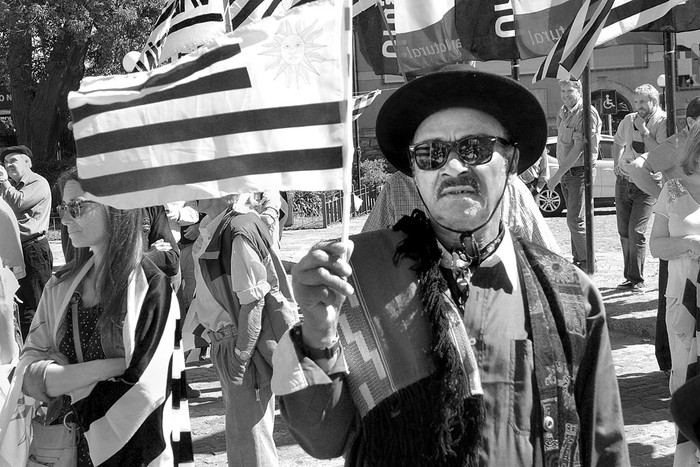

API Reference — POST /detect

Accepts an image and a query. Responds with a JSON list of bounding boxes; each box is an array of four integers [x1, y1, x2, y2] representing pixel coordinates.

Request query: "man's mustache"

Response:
[[437, 175, 480, 196]]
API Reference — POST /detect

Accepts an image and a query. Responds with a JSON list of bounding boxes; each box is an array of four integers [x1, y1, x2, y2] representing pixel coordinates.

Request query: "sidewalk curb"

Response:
[[599, 286, 659, 341]]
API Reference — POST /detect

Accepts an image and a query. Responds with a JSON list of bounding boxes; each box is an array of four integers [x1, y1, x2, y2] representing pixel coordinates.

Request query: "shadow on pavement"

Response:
[[600, 287, 659, 337], [618, 371, 671, 426], [627, 442, 673, 467]]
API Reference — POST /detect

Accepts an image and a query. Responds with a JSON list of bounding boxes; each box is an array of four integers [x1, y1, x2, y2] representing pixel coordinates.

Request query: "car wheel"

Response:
[[538, 185, 566, 217]]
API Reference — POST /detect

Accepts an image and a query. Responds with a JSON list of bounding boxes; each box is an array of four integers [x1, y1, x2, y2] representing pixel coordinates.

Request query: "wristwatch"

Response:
[[290, 323, 341, 360], [234, 348, 251, 362]]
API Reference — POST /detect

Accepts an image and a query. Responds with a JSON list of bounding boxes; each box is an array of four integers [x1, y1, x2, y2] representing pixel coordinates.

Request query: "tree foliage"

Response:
[[0, 0, 162, 161], [360, 157, 389, 190]]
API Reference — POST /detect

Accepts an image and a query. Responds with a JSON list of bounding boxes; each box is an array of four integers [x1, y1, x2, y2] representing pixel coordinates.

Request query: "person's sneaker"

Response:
[[617, 280, 635, 288], [630, 281, 646, 292]]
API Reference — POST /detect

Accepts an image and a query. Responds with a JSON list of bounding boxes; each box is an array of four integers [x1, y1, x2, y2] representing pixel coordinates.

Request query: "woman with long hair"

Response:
[[17, 168, 192, 466], [650, 122, 700, 466]]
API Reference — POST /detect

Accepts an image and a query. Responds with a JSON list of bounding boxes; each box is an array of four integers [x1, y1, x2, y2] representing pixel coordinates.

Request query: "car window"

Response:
[[598, 140, 613, 160], [546, 143, 556, 159]]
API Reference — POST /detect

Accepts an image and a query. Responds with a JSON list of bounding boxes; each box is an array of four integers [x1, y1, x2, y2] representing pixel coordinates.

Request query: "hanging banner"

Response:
[[394, 0, 464, 72], [454, 0, 520, 60], [353, 0, 400, 76]]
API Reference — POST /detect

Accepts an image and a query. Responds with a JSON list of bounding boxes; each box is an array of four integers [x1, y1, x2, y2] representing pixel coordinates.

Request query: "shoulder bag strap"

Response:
[[70, 292, 84, 363]]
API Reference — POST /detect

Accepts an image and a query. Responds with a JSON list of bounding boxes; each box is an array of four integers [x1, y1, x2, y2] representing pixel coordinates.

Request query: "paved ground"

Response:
[[49, 210, 679, 466]]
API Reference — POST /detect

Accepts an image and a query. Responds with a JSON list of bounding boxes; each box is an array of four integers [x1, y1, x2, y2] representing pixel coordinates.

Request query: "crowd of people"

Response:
[[1, 64, 700, 466]]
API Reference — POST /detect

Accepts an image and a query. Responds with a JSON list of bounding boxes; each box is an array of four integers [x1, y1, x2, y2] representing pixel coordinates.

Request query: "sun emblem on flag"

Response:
[[261, 19, 327, 88]]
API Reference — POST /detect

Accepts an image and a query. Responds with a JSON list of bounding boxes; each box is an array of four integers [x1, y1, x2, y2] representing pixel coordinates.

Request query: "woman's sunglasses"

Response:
[[408, 135, 515, 171], [56, 199, 97, 219]]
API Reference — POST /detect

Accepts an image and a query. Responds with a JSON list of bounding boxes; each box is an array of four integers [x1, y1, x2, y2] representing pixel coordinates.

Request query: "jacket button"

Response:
[[469, 338, 477, 346], [543, 416, 555, 432]]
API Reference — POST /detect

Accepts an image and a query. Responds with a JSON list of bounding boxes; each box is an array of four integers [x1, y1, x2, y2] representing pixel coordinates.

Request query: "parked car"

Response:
[[531, 135, 616, 217]]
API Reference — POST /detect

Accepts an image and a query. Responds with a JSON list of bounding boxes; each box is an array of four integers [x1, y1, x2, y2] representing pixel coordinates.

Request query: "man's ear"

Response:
[[508, 148, 520, 176]]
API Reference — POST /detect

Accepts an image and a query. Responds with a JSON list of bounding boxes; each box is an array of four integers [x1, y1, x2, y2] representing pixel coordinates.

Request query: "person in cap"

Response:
[[271, 66, 628, 466], [0, 145, 52, 339]]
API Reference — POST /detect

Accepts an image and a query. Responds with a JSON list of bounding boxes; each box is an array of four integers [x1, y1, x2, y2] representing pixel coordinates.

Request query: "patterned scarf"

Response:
[[392, 211, 485, 465]]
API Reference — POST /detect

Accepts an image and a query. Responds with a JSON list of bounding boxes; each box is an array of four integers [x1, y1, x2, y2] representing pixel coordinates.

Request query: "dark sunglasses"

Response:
[[56, 199, 97, 219], [408, 135, 515, 171]]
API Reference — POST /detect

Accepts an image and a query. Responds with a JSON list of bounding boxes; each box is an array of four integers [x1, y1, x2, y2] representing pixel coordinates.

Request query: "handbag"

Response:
[[27, 293, 85, 467]]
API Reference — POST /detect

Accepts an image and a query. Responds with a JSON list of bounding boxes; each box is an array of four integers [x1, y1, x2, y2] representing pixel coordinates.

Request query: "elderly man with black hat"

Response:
[[271, 66, 628, 466], [0, 145, 52, 339]]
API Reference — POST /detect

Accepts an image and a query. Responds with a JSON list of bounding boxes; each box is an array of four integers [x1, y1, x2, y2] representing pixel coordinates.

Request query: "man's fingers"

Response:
[[294, 241, 354, 277], [310, 240, 354, 260], [293, 265, 354, 296], [294, 283, 348, 307]]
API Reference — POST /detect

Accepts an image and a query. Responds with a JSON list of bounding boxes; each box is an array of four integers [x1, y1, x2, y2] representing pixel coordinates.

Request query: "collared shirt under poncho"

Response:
[[272, 229, 628, 466]]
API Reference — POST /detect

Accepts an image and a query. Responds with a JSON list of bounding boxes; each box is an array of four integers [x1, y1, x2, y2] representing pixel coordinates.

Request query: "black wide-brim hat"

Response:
[[376, 65, 547, 176]]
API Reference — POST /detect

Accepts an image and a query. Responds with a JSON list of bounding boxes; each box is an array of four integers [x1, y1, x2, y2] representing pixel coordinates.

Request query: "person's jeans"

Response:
[[615, 176, 656, 284], [17, 237, 53, 339], [561, 167, 595, 265]]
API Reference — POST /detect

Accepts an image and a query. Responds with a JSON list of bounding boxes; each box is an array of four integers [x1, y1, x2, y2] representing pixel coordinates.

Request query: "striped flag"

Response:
[[224, 0, 302, 33], [353, 89, 381, 121], [136, 0, 303, 72], [134, 0, 176, 71], [135, 0, 226, 71], [68, 0, 351, 209], [533, 0, 612, 82], [353, 0, 375, 17], [597, 0, 687, 44], [534, 0, 685, 82]]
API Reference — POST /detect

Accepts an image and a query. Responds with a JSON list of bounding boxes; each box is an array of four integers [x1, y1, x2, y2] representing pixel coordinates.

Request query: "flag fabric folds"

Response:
[[356, 0, 690, 75], [454, 0, 520, 61], [533, 0, 685, 82], [597, 0, 688, 45], [533, 0, 613, 82], [136, 0, 226, 71], [353, 89, 381, 120], [68, 0, 350, 209], [353, 0, 400, 76], [224, 0, 302, 34], [394, 0, 465, 72], [136, 0, 303, 71]]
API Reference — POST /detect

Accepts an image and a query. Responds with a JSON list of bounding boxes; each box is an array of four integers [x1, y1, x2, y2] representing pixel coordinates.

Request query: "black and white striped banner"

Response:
[[534, 0, 684, 82], [69, 0, 349, 209]]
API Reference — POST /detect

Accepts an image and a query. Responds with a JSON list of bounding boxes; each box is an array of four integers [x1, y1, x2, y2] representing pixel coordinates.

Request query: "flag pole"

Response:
[[582, 62, 595, 275], [353, 34, 362, 191], [663, 29, 677, 135], [342, 0, 354, 244]]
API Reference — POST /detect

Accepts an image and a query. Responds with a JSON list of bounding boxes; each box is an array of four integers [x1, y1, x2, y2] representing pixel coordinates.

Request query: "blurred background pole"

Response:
[[663, 30, 677, 135], [582, 63, 595, 275], [353, 34, 362, 190], [511, 59, 520, 81]]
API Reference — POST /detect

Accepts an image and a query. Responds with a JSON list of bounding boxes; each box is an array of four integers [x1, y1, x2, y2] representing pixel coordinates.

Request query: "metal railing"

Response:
[[291, 185, 380, 230]]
